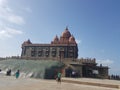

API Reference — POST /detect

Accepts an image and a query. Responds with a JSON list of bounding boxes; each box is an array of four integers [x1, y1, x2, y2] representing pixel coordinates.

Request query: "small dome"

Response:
[[22, 39, 32, 45], [51, 35, 59, 44], [53, 35, 59, 42], [61, 27, 71, 38], [69, 35, 76, 44]]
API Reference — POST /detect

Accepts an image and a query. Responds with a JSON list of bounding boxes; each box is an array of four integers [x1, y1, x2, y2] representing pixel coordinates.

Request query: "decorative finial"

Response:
[[55, 35, 58, 38], [66, 26, 68, 30]]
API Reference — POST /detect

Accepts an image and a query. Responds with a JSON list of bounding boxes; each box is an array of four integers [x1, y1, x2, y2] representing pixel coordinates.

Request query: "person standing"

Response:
[[15, 70, 20, 79], [57, 72, 62, 83], [6, 69, 11, 76]]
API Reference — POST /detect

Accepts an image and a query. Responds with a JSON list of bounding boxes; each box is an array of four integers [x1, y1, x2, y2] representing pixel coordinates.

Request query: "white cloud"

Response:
[[0, 0, 7, 6], [97, 59, 114, 66], [0, 0, 25, 25], [8, 15, 25, 25], [0, 27, 23, 39], [76, 39, 82, 44], [0, 0, 24, 40]]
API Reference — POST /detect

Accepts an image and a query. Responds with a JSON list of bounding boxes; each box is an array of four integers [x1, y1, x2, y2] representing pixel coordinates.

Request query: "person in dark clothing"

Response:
[[6, 69, 11, 76]]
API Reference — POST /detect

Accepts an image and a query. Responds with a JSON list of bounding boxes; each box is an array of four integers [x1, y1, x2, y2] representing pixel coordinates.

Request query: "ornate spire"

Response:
[[51, 35, 59, 44], [61, 27, 71, 38], [65, 26, 68, 30]]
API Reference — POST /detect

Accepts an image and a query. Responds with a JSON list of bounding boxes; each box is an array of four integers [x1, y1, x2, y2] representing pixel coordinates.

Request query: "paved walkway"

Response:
[[0, 75, 119, 90]]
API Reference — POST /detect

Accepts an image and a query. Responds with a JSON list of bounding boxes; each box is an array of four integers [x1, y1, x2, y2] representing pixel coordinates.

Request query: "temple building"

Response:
[[21, 27, 78, 60], [21, 27, 109, 79]]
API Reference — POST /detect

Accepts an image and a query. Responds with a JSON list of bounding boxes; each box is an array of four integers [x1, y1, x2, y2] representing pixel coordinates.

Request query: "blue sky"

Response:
[[0, 0, 120, 75]]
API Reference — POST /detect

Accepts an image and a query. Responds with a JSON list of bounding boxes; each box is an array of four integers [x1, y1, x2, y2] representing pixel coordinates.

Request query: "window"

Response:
[[52, 48, 56, 51], [31, 51, 35, 57], [52, 51, 56, 57], [38, 51, 42, 57], [45, 51, 49, 57]]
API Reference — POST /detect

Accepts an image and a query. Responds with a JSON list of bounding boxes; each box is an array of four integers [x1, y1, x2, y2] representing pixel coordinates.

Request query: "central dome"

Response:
[[62, 27, 71, 38]]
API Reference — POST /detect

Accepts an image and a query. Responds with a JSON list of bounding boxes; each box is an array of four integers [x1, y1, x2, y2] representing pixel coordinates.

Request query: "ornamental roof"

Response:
[[61, 27, 71, 38]]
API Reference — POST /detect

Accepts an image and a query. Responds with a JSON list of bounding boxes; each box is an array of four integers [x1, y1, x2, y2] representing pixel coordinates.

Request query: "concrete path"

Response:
[[0, 75, 119, 90]]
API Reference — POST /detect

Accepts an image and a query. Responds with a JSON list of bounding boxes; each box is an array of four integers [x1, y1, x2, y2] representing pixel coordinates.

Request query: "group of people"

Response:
[[5, 69, 62, 82], [109, 75, 120, 80], [6, 69, 20, 79]]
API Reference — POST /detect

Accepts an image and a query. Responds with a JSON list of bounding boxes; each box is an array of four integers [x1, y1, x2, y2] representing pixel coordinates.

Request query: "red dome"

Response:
[[62, 27, 71, 38], [53, 35, 59, 44], [54, 35, 59, 42], [69, 35, 76, 44]]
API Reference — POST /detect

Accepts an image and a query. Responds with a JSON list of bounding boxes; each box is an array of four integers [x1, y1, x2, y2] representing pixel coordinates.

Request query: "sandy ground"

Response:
[[0, 75, 119, 90]]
